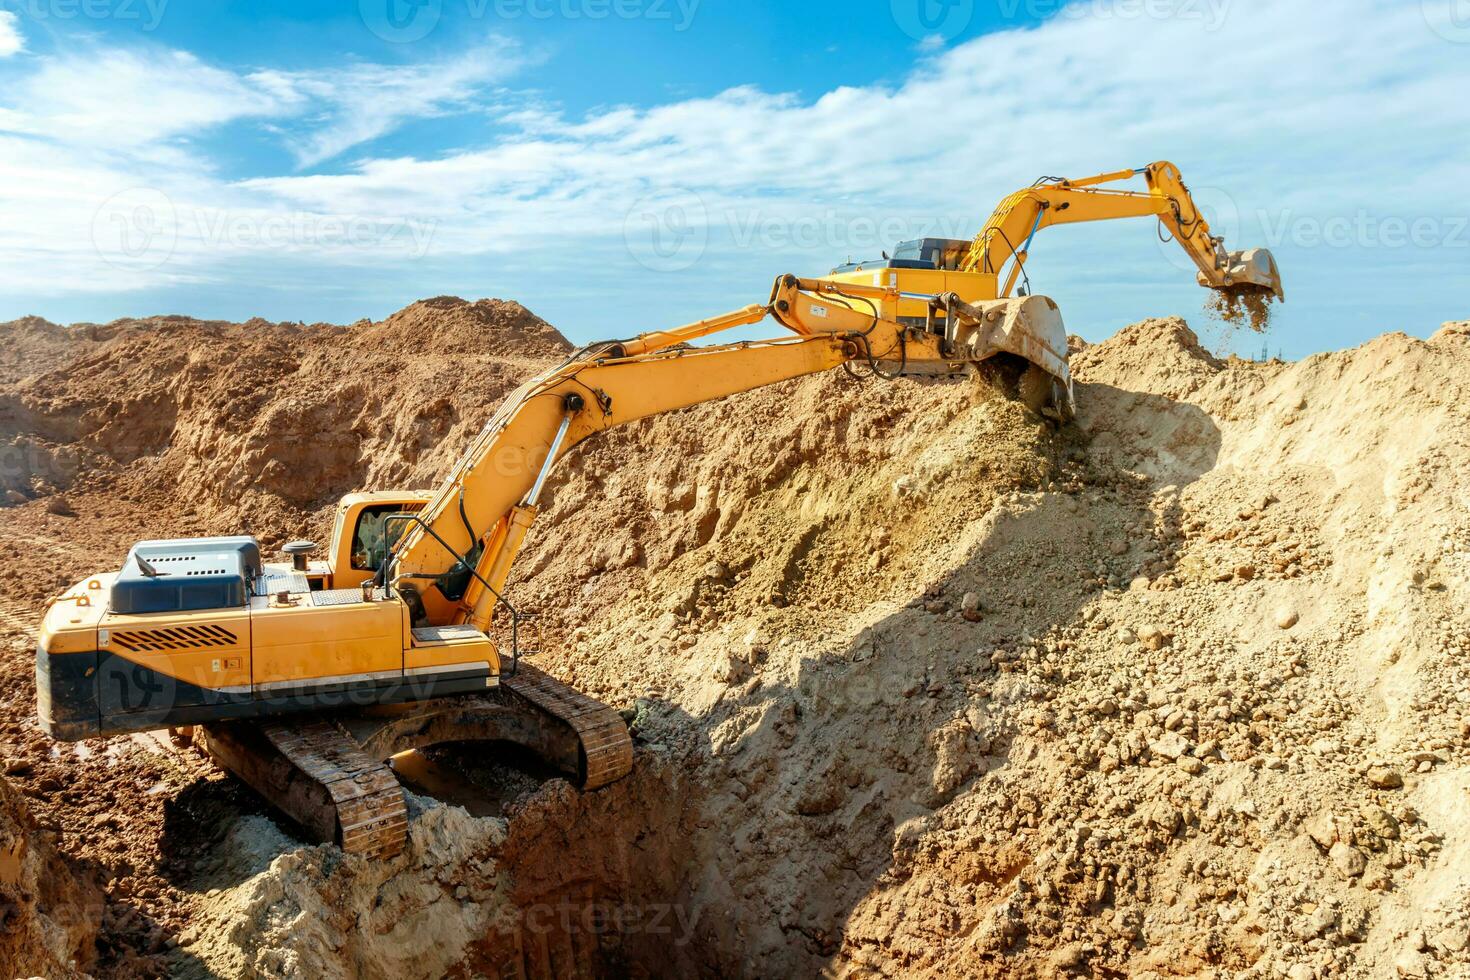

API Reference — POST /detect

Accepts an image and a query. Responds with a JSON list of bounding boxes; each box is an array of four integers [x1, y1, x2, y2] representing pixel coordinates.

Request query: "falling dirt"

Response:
[[1204, 283, 1277, 334], [2, 302, 1470, 978]]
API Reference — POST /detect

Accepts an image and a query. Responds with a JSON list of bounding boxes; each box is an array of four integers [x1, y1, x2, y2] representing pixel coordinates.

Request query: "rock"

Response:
[[4, 489, 27, 505], [1303, 812, 1339, 851], [1149, 733, 1191, 761], [1108, 538, 1129, 556], [1275, 607, 1300, 630], [45, 495, 75, 516], [1094, 698, 1118, 717], [1146, 802, 1183, 835], [892, 475, 917, 499], [1430, 926, 1469, 954], [1287, 964, 1315, 980], [1050, 942, 1086, 970], [1362, 805, 1400, 840], [713, 651, 750, 684], [1394, 949, 1428, 978], [1178, 756, 1204, 775], [1137, 625, 1173, 651], [1366, 767, 1404, 789], [1234, 563, 1257, 581], [961, 592, 982, 622], [1329, 841, 1366, 878]]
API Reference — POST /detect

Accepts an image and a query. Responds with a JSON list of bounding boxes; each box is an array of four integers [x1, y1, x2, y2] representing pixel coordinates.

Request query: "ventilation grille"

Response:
[[111, 625, 239, 652]]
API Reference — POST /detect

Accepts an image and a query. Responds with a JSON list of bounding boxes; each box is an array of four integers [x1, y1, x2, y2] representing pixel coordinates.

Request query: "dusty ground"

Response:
[[0, 303, 1467, 978]]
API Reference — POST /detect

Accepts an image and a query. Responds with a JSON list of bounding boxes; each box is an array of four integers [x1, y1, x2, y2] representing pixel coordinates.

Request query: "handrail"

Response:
[[378, 513, 522, 677]]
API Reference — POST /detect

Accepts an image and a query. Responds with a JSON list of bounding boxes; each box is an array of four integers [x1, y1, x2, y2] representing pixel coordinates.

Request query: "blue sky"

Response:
[[1, 0, 1468, 356]]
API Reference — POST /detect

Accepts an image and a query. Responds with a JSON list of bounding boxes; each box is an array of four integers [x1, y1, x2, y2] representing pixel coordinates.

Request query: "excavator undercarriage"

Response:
[[196, 663, 633, 857]]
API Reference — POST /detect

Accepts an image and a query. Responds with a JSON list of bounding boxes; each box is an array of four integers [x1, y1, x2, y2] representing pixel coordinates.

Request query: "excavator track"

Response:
[[199, 666, 632, 858], [501, 663, 634, 790], [199, 719, 410, 858]]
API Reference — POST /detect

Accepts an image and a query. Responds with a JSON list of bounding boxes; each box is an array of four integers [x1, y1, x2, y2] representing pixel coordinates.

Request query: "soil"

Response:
[[1, 301, 1468, 979], [1204, 283, 1277, 334]]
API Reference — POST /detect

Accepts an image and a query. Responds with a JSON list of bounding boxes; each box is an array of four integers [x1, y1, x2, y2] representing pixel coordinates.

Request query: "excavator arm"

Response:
[[386, 275, 1070, 634], [963, 161, 1285, 302]]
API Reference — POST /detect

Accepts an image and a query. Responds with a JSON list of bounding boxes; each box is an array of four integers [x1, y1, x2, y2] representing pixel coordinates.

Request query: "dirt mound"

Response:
[[368, 296, 574, 359], [1, 776, 100, 979], [2, 301, 1469, 978], [0, 299, 570, 594]]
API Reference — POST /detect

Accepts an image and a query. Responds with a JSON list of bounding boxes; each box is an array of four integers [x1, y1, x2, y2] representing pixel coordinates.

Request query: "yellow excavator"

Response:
[[35, 163, 1283, 856]]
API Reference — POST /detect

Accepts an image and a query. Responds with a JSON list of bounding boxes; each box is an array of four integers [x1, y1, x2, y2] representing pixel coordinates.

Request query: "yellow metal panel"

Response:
[[249, 597, 404, 685], [38, 574, 112, 655], [821, 268, 1000, 318], [99, 607, 252, 691], [404, 634, 500, 674]]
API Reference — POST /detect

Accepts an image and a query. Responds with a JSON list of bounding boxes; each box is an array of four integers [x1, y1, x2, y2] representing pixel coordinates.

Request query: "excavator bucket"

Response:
[[1204, 247, 1285, 302], [937, 293, 1076, 421]]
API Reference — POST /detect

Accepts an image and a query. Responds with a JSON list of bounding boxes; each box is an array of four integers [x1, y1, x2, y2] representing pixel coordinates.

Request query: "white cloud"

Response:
[[244, 0, 1470, 253], [1, 0, 1468, 352], [0, 36, 526, 160], [0, 11, 22, 58], [249, 37, 529, 167], [3, 48, 284, 148]]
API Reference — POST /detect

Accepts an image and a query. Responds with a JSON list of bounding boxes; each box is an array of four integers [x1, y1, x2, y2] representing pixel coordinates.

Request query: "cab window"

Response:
[[351, 505, 416, 571]]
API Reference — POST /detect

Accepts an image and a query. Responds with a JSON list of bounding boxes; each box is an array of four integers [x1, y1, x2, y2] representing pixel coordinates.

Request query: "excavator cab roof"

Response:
[[831, 237, 973, 275]]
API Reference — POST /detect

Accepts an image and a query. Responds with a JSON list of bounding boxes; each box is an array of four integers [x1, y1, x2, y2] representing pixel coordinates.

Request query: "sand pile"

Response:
[[1, 303, 1468, 978]]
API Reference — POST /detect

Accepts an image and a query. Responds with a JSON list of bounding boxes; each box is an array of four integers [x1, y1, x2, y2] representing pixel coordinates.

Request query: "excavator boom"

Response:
[[963, 161, 1285, 302]]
